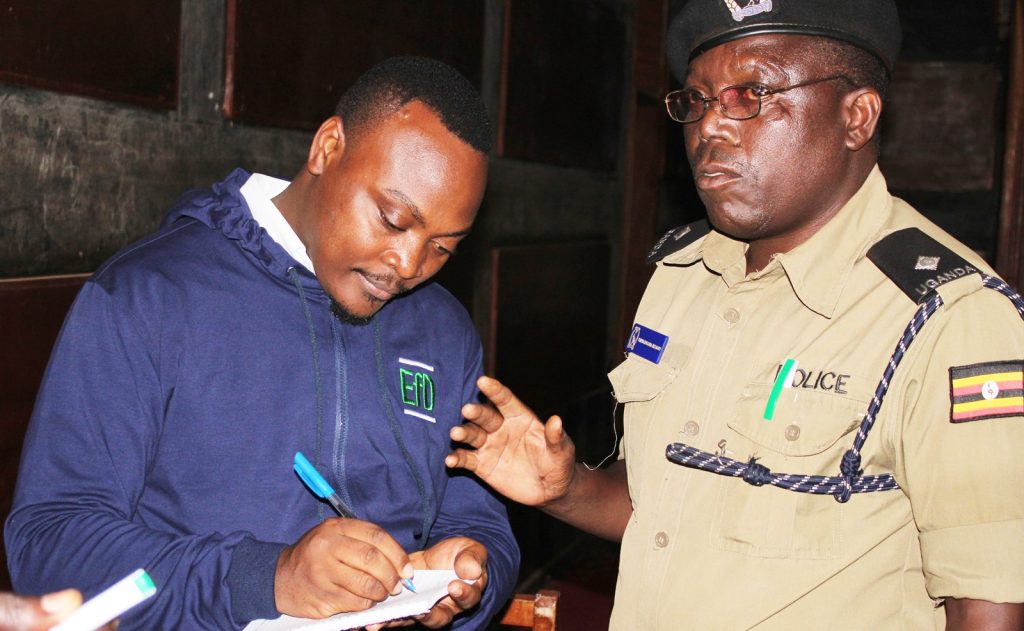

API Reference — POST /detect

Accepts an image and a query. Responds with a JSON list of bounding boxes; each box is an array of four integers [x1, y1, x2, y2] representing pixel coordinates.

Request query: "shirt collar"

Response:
[[240, 173, 316, 274], [664, 166, 892, 318]]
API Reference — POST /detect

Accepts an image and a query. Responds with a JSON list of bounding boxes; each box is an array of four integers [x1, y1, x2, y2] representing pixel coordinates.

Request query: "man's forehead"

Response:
[[666, 0, 900, 82], [683, 35, 801, 84]]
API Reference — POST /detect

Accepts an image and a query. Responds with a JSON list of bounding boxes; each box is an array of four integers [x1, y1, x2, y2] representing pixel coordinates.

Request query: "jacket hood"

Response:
[[162, 168, 324, 294]]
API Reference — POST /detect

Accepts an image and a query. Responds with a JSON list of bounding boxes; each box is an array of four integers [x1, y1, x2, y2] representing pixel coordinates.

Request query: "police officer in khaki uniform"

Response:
[[446, 0, 1024, 628]]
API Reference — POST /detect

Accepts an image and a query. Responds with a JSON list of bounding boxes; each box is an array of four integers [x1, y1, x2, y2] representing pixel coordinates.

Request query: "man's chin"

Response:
[[330, 298, 379, 326]]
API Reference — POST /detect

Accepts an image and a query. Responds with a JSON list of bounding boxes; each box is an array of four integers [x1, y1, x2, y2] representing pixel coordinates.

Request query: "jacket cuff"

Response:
[[228, 538, 287, 623]]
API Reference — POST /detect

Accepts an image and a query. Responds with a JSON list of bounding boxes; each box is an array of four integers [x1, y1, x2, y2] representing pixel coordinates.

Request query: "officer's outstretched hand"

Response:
[[447, 376, 576, 507], [275, 518, 413, 619]]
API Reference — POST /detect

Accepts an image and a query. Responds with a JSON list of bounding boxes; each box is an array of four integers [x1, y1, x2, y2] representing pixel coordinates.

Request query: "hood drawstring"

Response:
[[289, 267, 326, 522], [289, 267, 432, 542], [374, 317, 433, 546]]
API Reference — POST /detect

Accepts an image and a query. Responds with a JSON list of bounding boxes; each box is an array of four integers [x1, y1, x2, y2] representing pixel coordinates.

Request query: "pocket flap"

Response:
[[608, 355, 679, 403], [727, 384, 866, 456]]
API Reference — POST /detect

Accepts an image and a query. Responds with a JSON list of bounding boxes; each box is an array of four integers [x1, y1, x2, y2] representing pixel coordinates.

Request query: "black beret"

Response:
[[667, 0, 901, 81]]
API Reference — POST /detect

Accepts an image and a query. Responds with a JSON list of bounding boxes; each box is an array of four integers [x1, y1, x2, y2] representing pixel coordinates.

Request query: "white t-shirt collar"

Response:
[[239, 173, 316, 274]]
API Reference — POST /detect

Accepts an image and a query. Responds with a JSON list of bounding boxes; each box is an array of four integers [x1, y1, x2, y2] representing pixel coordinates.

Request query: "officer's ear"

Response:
[[306, 116, 347, 176], [843, 88, 882, 152]]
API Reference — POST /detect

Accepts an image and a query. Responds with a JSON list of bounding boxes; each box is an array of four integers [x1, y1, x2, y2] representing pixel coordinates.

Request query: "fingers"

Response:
[[476, 376, 536, 421], [414, 579, 483, 630], [0, 592, 40, 630], [339, 520, 414, 590], [439, 541, 486, 610], [402, 538, 487, 629], [40, 588, 83, 617], [447, 577, 483, 611], [415, 576, 484, 628], [414, 595, 459, 628], [452, 543, 487, 582], [275, 519, 415, 618], [448, 422, 488, 449], [447, 411, 500, 472], [0, 589, 85, 630], [459, 400, 505, 435], [456, 375, 539, 439], [366, 620, 415, 630], [449, 410, 562, 458], [317, 521, 411, 602], [444, 447, 477, 472]]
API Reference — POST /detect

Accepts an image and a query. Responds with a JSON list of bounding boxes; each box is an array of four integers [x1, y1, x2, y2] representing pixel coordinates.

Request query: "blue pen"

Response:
[[293, 451, 416, 593]]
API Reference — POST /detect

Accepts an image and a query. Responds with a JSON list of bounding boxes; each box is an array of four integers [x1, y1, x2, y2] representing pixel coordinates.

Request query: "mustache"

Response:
[[358, 269, 410, 296], [689, 146, 745, 174]]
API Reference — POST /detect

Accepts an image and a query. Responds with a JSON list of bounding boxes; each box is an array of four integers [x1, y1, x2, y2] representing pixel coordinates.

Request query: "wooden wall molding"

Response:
[[996, 0, 1024, 288], [616, 0, 669, 344]]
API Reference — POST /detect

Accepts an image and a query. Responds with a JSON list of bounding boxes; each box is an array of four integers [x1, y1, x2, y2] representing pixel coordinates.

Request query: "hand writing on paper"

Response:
[[275, 518, 414, 619]]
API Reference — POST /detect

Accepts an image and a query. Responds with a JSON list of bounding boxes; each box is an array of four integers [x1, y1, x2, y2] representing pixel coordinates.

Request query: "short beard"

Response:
[[330, 297, 374, 326]]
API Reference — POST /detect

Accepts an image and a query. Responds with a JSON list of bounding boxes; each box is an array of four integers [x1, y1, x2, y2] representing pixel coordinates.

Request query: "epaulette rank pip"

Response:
[[866, 227, 980, 304], [646, 219, 710, 264]]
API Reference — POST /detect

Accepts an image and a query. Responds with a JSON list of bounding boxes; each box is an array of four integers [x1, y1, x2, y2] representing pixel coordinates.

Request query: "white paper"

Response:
[[243, 570, 462, 631]]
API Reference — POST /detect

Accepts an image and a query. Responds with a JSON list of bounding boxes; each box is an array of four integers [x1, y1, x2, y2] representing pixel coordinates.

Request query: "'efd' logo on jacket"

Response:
[[398, 357, 436, 423]]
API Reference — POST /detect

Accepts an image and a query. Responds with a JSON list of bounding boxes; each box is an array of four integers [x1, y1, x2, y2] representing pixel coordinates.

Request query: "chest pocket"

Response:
[[609, 355, 680, 501], [709, 383, 867, 560], [728, 384, 865, 456], [609, 354, 679, 401]]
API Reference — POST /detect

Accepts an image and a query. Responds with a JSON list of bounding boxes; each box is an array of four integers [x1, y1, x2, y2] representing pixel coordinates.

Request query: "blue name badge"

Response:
[[625, 323, 669, 364]]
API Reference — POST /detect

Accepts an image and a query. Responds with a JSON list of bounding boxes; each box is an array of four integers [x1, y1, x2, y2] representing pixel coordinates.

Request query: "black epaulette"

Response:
[[646, 219, 711, 264], [867, 227, 981, 304]]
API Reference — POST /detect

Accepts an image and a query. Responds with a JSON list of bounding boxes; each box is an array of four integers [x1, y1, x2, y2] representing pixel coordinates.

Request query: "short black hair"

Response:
[[809, 37, 890, 104], [804, 37, 890, 154], [335, 55, 492, 154]]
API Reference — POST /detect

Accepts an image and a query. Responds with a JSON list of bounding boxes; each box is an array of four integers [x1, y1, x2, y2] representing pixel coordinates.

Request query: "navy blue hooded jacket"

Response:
[[5, 170, 519, 629]]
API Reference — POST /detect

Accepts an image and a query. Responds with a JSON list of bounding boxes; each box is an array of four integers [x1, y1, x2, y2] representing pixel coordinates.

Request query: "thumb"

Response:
[[41, 589, 83, 617], [454, 544, 487, 579], [544, 415, 565, 447]]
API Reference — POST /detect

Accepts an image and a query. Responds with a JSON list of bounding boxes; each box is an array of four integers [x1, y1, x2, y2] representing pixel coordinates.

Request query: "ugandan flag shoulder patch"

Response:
[[949, 360, 1024, 423]]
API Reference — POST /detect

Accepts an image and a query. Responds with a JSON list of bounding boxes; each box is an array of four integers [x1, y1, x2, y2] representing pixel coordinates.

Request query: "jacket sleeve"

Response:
[[425, 337, 520, 630], [3, 280, 281, 630]]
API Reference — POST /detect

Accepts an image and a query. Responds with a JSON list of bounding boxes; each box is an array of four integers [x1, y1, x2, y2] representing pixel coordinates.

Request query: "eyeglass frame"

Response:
[[664, 74, 855, 124]]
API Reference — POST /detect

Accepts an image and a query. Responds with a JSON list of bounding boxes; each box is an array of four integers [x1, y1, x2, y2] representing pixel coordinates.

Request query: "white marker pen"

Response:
[[51, 568, 157, 631]]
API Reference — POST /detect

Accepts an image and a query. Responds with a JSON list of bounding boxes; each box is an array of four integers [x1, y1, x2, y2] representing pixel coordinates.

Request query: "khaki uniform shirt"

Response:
[[608, 167, 1024, 629]]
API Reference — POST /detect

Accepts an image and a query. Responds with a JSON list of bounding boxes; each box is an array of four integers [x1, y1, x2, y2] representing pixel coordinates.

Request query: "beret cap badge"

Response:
[[723, 0, 773, 22], [667, 0, 901, 81]]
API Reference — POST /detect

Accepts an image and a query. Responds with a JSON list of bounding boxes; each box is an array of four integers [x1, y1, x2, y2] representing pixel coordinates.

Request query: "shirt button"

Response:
[[785, 424, 801, 441], [682, 421, 700, 436], [723, 308, 740, 324], [655, 531, 669, 548]]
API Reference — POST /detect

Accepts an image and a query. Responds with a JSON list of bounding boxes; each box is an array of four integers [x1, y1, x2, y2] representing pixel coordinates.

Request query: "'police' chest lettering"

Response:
[[775, 364, 850, 395]]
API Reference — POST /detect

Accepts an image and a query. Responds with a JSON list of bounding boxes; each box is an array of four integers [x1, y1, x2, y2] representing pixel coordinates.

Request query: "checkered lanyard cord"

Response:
[[666, 275, 1024, 503]]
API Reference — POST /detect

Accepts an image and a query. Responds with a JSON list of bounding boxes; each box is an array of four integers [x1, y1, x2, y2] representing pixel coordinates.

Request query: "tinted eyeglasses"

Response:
[[664, 75, 853, 124]]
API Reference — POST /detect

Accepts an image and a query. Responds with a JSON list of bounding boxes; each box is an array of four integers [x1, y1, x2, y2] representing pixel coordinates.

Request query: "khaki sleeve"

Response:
[[896, 284, 1024, 603]]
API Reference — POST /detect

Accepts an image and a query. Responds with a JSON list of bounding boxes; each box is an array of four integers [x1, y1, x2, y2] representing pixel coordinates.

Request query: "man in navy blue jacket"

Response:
[[5, 56, 518, 630]]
